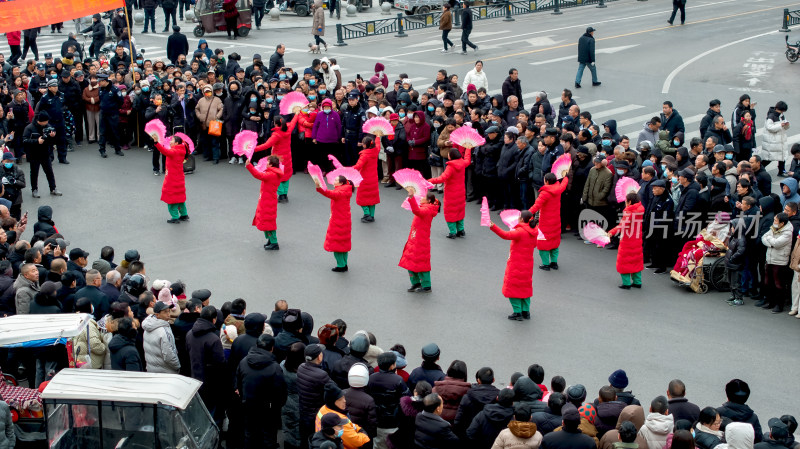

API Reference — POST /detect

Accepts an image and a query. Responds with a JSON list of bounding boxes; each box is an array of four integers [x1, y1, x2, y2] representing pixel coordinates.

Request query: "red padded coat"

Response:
[[428, 144, 472, 222], [155, 142, 187, 204], [491, 223, 538, 299], [608, 202, 645, 274], [352, 142, 380, 207], [246, 164, 283, 231], [528, 177, 568, 251], [255, 114, 299, 182], [398, 195, 439, 273], [317, 184, 353, 253], [297, 110, 317, 139]]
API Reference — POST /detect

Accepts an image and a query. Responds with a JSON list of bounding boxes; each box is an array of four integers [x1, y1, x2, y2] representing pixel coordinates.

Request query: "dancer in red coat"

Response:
[[607, 192, 645, 289], [428, 144, 472, 238], [399, 188, 440, 293], [489, 210, 539, 321], [154, 135, 191, 224], [315, 175, 354, 272], [255, 114, 300, 203], [529, 173, 569, 271], [352, 136, 380, 223], [246, 155, 283, 250]]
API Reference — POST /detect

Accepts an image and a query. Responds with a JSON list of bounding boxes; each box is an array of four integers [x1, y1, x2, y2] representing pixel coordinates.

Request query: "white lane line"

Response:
[[661, 29, 777, 94], [682, 113, 706, 124], [576, 100, 613, 110], [615, 112, 659, 129], [590, 104, 645, 120]]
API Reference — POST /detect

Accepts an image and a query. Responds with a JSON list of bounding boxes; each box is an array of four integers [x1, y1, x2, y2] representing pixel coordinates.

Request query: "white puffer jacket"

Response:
[[761, 111, 790, 161], [762, 221, 794, 265], [462, 67, 489, 91], [142, 315, 181, 374], [637, 413, 673, 449]]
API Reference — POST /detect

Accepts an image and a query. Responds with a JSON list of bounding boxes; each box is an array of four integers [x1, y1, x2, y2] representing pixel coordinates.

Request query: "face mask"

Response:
[[336, 430, 344, 438], [301, 108, 309, 113], [249, 108, 256, 113], [319, 89, 327, 95], [309, 79, 316, 86], [660, 164, 666, 172], [204, 92, 212, 97], [491, 120, 498, 125], [399, 112, 406, 118], [671, 176, 678, 184], [602, 139, 611, 146], [599, 151, 606, 157], [142, 86, 149, 92], [400, 102, 407, 106], [3, 163, 12, 169], [277, 95, 283, 101], [135, 89, 142, 95], [279, 74, 287, 80], [725, 153, 733, 160], [154, 99, 162, 106], [119, 11, 124, 16], [673, 140, 680, 146], [215, 92, 222, 97], [266, 98, 274, 103], [323, 108, 331, 114], [427, 105, 435, 112], [136, 60, 143, 64], [587, 129, 593, 136], [308, 95, 316, 101], [378, 108, 384, 113], [616, 169, 624, 176], [250, 98, 257, 104], [433, 122, 441, 128]]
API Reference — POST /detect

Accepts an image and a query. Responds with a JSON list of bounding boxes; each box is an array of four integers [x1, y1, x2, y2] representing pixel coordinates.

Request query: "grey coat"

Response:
[[13, 275, 39, 315], [142, 315, 181, 374], [0, 401, 14, 449]]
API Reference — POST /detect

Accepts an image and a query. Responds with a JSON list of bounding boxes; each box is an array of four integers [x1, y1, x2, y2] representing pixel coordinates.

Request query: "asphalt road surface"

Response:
[[8, 0, 800, 431]]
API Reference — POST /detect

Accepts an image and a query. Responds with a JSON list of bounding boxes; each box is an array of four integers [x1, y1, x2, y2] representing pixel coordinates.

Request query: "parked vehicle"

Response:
[[42, 369, 218, 449], [787, 35, 799, 63], [193, 0, 253, 37], [393, 0, 441, 15]]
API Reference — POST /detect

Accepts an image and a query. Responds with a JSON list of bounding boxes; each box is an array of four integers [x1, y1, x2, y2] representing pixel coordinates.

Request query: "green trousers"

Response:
[[277, 181, 289, 196], [167, 203, 188, 219], [539, 248, 559, 265], [264, 230, 277, 244], [620, 271, 642, 286], [509, 298, 531, 313], [334, 252, 349, 267], [408, 270, 431, 288], [361, 205, 376, 217], [446, 220, 465, 234]]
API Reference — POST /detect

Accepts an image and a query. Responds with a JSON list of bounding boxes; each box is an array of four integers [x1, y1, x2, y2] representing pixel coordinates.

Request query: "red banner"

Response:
[[0, 0, 125, 34]]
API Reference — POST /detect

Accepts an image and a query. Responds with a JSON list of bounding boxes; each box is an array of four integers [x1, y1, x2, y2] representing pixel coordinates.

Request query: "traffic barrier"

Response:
[[334, 0, 616, 45], [780, 8, 800, 32]]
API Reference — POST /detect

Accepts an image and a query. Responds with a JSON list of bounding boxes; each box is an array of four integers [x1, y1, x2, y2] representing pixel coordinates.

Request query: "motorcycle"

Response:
[[787, 35, 799, 63]]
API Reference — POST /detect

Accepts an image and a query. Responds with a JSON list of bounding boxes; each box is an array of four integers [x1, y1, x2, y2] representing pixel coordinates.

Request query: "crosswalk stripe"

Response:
[[615, 112, 658, 129], [575, 99, 612, 110], [682, 113, 705, 125], [590, 104, 645, 121]]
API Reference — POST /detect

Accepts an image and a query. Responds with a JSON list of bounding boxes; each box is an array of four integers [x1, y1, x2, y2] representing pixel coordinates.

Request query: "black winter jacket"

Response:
[[236, 347, 287, 412], [297, 362, 334, 421], [476, 135, 503, 178], [454, 383, 499, 437], [717, 401, 763, 442], [0, 274, 15, 316], [694, 428, 722, 449], [531, 410, 562, 435], [577, 32, 595, 64], [109, 333, 142, 371], [668, 397, 700, 424], [540, 428, 596, 449], [331, 354, 370, 389], [172, 311, 198, 377], [497, 142, 520, 180], [166, 32, 189, 64], [466, 403, 514, 448], [345, 387, 378, 437], [368, 370, 409, 429], [414, 411, 460, 449], [186, 318, 226, 393]]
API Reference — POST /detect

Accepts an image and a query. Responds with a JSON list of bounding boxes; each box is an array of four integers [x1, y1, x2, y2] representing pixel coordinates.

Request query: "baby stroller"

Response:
[[670, 214, 730, 294]]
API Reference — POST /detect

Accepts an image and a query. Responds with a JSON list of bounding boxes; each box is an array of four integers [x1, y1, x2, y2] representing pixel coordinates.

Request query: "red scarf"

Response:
[[742, 120, 753, 141]]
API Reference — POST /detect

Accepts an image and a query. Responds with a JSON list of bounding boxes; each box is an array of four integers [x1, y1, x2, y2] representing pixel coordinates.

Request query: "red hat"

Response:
[[467, 83, 477, 92], [389, 113, 400, 121]]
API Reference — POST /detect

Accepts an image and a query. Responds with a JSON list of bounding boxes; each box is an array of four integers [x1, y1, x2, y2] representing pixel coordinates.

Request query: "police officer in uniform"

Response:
[[340, 90, 365, 166], [97, 73, 124, 157], [34, 80, 69, 164]]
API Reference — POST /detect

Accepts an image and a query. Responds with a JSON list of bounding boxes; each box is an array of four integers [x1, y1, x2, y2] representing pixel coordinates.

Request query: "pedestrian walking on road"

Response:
[[312, 0, 328, 52], [162, 0, 179, 31], [575, 27, 600, 88], [668, 0, 687, 25], [223, 0, 241, 39], [439, 4, 454, 53], [460, 0, 477, 54], [6, 31, 22, 66], [22, 28, 39, 61]]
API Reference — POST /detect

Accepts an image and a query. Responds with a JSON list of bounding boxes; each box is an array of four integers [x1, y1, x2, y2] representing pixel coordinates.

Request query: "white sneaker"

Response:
[[238, 157, 245, 165], [440, 49, 448, 53], [229, 157, 236, 164]]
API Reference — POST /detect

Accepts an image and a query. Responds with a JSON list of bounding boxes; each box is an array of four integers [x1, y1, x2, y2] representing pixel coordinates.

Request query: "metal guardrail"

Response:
[[780, 8, 800, 32], [335, 0, 614, 45]]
